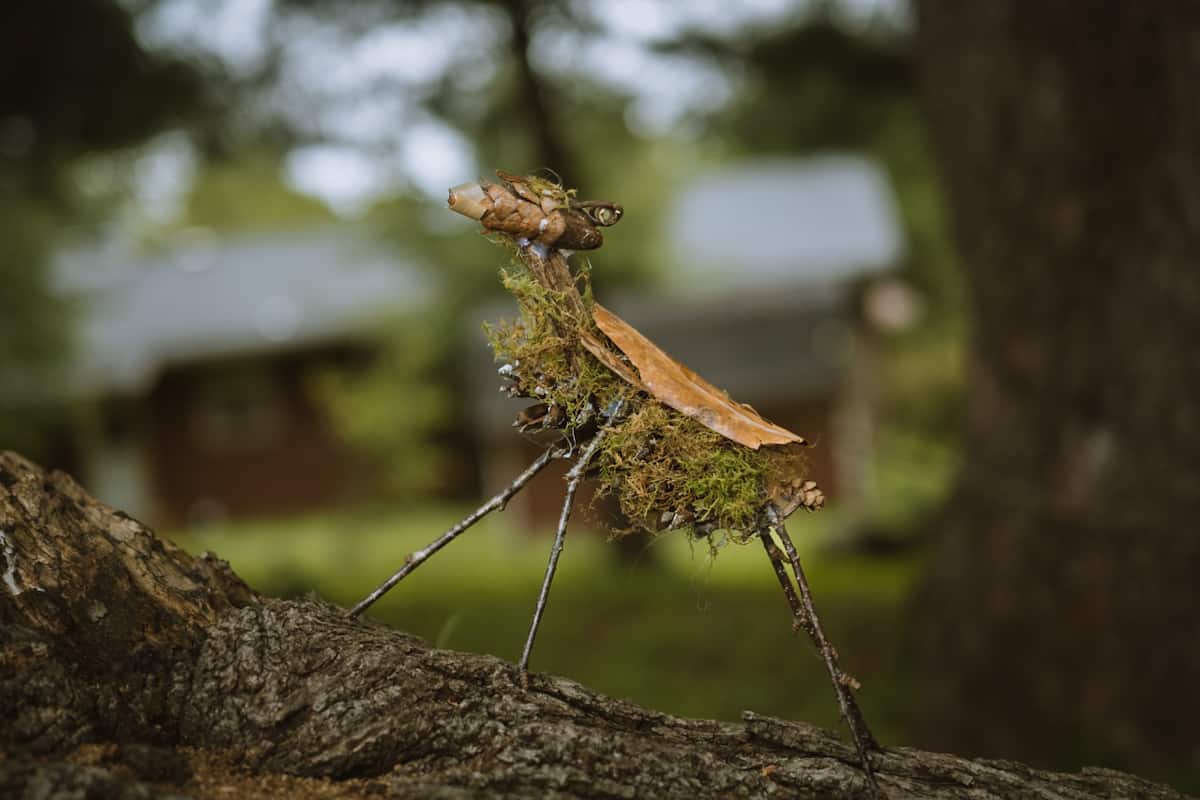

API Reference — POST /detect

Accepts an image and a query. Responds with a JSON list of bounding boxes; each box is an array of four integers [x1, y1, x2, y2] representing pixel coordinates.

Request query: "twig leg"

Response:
[[759, 511, 884, 799], [348, 448, 560, 620], [518, 404, 622, 675], [758, 533, 813, 637]]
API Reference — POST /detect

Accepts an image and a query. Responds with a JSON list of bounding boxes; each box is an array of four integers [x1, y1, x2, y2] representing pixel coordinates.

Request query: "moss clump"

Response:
[[486, 260, 808, 543], [485, 266, 630, 435]]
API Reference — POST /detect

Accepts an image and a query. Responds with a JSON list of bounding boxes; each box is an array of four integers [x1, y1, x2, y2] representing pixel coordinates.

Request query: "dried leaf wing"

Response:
[[579, 331, 647, 392], [590, 303, 807, 450]]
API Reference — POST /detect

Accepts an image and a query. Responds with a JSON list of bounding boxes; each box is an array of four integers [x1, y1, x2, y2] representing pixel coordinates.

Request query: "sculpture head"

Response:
[[448, 170, 622, 252]]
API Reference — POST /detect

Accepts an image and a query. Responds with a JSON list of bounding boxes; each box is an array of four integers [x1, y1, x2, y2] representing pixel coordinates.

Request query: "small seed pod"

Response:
[[447, 181, 489, 220], [769, 477, 826, 517]]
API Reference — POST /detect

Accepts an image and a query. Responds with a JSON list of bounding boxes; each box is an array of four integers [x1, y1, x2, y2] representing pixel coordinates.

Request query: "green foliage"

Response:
[[302, 196, 498, 491], [181, 153, 335, 233], [0, 202, 67, 373], [871, 104, 964, 327], [0, 198, 76, 460], [313, 312, 454, 499], [865, 332, 964, 541]]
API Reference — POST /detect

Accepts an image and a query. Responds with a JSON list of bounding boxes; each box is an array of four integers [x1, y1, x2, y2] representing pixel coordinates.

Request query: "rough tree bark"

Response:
[[0, 451, 1189, 799], [914, 2, 1200, 771]]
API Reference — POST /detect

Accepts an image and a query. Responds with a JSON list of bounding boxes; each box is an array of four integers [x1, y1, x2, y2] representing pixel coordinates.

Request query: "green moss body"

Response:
[[487, 259, 808, 544]]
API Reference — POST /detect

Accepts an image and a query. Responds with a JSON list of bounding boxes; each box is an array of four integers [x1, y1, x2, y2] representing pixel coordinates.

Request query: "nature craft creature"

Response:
[[350, 170, 884, 798]]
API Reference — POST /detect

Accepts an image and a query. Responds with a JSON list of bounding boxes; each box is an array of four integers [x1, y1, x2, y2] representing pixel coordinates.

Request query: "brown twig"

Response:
[[758, 531, 813, 638], [519, 401, 624, 674], [349, 447, 561, 619], [760, 507, 883, 799]]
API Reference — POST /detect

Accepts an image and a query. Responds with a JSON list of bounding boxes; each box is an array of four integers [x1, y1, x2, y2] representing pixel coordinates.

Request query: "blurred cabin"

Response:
[[467, 155, 906, 527], [51, 229, 430, 527]]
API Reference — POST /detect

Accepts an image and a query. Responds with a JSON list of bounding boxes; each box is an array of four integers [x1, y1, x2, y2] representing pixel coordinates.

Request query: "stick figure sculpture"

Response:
[[350, 170, 884, 798]]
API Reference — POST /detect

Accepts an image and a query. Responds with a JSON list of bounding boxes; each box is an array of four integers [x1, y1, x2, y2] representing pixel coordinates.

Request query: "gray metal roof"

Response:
[[55, 228, 431, 394], [665, 155, 903, 294]]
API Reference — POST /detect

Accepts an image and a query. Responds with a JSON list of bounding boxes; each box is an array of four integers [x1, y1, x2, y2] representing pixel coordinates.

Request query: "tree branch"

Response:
[[0, 451, 1188, 799]]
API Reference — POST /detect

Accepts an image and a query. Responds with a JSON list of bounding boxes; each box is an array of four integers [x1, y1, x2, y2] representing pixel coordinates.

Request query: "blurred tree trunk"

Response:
[[913, 2, 1200, 770]]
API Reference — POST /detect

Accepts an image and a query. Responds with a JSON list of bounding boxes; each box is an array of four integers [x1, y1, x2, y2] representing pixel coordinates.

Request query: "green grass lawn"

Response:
[[168, 505, 920, 744]]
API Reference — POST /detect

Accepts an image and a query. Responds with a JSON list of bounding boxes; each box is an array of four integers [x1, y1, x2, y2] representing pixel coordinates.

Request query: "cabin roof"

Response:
[[665, 155, 903, 294], [54, 228, 430, 394]]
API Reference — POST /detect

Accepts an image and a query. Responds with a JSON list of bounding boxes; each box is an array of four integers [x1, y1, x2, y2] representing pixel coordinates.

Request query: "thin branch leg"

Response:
[[759, 533, 815, 638], [349, 448, 560, 620], [765, 511, 883, 799], [772, 518, 875, 744], [518, 404, 622, 674]]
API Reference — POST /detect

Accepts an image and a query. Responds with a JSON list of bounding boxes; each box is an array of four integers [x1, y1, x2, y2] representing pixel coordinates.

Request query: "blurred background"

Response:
[[1, 1, 1196, 792]]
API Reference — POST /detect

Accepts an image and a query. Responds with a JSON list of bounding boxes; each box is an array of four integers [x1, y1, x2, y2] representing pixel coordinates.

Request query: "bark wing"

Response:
[[591, 303, 806, 449]]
